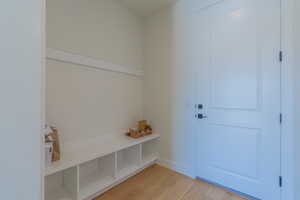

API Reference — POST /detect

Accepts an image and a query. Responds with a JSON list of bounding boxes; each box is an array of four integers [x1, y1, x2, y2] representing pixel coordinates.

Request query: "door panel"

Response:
[[207, 125, 260, 179], [210, 4, 259, 110], [192, 0, 281, 199]]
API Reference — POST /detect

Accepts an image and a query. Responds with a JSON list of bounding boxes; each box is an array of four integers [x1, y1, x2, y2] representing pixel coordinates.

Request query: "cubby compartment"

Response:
[[44, 134, 159, 200], [117, 145, 141, 178], [78, 153, 115, 200], [142, 139, 159, 164], [45, 167, 78, 200]]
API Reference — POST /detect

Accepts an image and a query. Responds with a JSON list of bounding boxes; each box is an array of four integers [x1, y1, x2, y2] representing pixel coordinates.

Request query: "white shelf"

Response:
[[45, 187, 73, 200], [117, 145, 140, 174], [45, 168, 78, 200], [45, 134, 160, 200], [117, 165, 140, 179], [79, 154, 115, 200], [80, 157, 158, 200], [79, 176, 115, 200], [142, 139, 159, 164], [46, 133, 159, 176], [142, 155, 158, 165]]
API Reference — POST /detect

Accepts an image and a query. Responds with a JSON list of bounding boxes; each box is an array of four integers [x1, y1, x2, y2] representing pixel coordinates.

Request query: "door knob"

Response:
[[198, 114, 208, 119]]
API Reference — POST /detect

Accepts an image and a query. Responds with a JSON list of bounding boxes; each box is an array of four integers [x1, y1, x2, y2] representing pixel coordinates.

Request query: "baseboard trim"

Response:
[[196, 176, 260, 200], [157, 159, 195, 179]]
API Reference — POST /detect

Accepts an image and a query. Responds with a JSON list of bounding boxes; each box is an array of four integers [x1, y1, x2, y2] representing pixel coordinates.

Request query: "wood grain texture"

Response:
[[94, 165, 247, 200]]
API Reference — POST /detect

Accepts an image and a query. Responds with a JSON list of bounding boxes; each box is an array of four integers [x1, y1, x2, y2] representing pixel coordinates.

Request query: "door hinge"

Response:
[[280, 113, 282, 124], [279, 176, 282, 187], [279, 51, 283, 62]]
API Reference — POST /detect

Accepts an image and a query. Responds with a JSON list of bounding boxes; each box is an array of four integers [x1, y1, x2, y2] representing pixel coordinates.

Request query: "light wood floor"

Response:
[[95, 165, 248, 200]]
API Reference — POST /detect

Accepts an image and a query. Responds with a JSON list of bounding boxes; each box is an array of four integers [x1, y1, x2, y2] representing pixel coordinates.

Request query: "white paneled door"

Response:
[[192, 0, 281, 199]]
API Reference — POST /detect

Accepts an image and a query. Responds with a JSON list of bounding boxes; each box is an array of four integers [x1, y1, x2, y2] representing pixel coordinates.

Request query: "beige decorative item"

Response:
[[126, 121, 153, 139], [138, 120, 147, 132], [45, 127, 61, 162], [126, 128, 142, 138], [144, 124, 153, 135]]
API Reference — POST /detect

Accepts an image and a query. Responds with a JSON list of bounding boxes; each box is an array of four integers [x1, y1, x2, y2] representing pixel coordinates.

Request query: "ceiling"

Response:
[[118, 0, 178, 17]]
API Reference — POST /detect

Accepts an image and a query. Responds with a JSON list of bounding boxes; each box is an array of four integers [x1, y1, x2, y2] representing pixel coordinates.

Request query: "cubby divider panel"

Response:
[[117, 144, 141, 178], [78, 153, 115, 200], [45, 167, 78, 200], [142, 139, 159, 164]]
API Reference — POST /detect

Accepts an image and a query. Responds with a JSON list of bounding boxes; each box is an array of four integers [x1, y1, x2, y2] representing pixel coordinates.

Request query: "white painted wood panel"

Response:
[[46, 48, 144, 76], [117, 145, 141, 175], [142, 139, 159, 164], [79, 154, 115, 200], [45, 135, 159, 200], [45, 134, 160, 176], [45, 168, 77, 200], [193, 0, 281, 199], [0, 0, 43, 199]]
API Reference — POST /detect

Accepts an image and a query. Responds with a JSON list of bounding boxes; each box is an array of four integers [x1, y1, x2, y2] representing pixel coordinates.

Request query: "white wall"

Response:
[[46, 0, 144, 145], [47, 0, 144, 69], [46, 61, 143, 144], [0, 0, 43, 199], [144, 1, 196, 177], [294, 0, 300, 198]]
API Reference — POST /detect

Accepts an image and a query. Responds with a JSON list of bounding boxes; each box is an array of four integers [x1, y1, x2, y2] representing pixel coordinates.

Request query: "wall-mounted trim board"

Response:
[[46, 48, 144, 76]]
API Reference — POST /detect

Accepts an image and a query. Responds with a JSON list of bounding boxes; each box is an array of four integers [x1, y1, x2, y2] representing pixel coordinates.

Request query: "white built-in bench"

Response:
[[45, 133, 160, 200]]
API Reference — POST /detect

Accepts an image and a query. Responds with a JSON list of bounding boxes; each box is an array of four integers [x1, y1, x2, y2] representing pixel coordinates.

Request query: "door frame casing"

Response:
[[280, 0, 295, 199], [41, 0, 46, 199]]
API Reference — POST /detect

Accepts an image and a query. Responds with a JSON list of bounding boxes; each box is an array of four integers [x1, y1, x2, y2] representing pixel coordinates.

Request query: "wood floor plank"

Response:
[[95, 165, 247, 200]]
